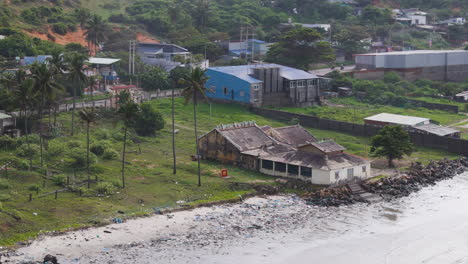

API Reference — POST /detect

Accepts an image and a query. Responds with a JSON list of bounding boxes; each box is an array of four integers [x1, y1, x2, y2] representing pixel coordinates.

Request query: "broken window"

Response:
[[301, 167, 312, 177], [288, 164, 299, 175], [362, 166, 366, 172], [275, 162, 286, 172], [262, 160, 273, 170], [347, 168, 354, 178], [335, 171, 340, 180]]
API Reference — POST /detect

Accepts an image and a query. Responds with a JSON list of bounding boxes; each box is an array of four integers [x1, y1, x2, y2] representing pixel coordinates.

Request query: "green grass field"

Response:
[[278, 97, 467, 126], [413, 97, 468, 111], [0, 98, 460, 246]]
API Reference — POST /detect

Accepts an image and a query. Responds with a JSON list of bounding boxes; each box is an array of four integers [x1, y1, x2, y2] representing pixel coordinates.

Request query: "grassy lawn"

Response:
[[80, 0, 137, 19], [413, 97, 468, 111], [278, 97, 467, 126], [0, 98, 460, 246]]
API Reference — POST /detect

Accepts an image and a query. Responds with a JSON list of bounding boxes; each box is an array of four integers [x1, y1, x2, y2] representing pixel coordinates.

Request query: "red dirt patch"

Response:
[[25, 27, 88, 47], [136, 32, 160, 44]]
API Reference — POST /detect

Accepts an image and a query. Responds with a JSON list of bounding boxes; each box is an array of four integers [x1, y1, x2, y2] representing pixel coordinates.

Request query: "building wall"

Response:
[[198, 130, 242, 164], [205, 69, 256, 104], [409, 14, 426, 25], [330, 163, 371, 185]]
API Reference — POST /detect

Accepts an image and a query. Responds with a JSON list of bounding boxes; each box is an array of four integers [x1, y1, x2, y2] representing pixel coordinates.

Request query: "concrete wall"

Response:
[[251, 108, 468, 156], [353, 66, 468, 82], [330, 163, 371, 185]]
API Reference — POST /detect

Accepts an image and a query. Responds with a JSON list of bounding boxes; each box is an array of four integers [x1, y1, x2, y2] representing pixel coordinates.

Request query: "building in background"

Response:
[[20, 55, 52, 66], [0, 112, 16, 136], [205, 64, 323, 107], [354, 50, 468, 82], [364, 113, 460, 138], [198, 122, 371, 185], [393, 9, 428, 25], [137, 42, 191, 71], [228, 39, 271, 58]]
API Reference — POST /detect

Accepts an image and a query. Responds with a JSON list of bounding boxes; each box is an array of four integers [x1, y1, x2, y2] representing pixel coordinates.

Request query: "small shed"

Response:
[[337, 87, 352, 97], [0, 112, 15, 135], [87, 57, 121, 82], [364, 113, 430, 127]]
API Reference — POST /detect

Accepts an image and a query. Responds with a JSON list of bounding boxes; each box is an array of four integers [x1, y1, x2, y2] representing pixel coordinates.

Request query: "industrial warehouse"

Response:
[[198, 122, 371, 185], [354, 50, 468, 82]]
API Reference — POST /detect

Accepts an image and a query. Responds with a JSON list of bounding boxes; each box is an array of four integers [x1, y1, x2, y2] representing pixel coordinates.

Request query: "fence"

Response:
[[251, 108, 468, 156], [409, 99, 459, 113]]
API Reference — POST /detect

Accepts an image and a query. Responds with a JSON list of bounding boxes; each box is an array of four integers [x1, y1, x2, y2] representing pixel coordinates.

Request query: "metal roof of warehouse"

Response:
[[88, 58, 121, 65], [364, 113, 430, 126], [413, 123, 460, 137], [356, 50, 468, 56], [208, 64, 319, 84]]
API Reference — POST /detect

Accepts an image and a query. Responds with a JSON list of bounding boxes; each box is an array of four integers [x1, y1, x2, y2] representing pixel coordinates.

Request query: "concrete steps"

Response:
[[347, 182, 382, 203]]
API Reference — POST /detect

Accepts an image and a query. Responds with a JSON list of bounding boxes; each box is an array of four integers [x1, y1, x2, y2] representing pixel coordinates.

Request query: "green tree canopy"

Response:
[[370, 125, 414, 167], [139, 66, 170, 91], [266, 26, 335, 70], [134, 103, 165, 136]]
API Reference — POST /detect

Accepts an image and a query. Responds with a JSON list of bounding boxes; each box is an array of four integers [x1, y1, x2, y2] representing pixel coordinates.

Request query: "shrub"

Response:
[[135, 103, 165, 136], [90, 141, 112, 156], [28, 184, 40, 192], [464, 104, 468, 113], [111, 130, 124, 141], [102, 148, 119, 160], [95, 182, 116, 195], [0, 157, 29, 170], [47, 140, 66, 158], [0, 135, 17, 149], [67, 140, 82, 148], [52, 175, 66, 186], [17, 134, 40, 146], [0, 194, 11, 201], [65, 149, 97, 169], [95, 128, 112, 140], [15, 144, 39, 158], [0, 179, 10, 190], [52, 22, 68, 35]]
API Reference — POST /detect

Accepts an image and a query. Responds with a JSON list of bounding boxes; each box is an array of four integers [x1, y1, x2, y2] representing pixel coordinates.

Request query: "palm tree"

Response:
[[47, 48, 65, 75], [179, 67, 209, 187], [78, 108, 98, 188], [65, 52, 88, 136], [117, 91, 140, 188], [30, 63, 63, 168], [171, 80, 177, 175], [14, 77, 38, 170], [84, 15, 108, 55], [86, 75, 99, 106]]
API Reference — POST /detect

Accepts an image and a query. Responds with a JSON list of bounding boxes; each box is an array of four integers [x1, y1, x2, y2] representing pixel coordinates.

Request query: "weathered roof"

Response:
[[413, 124, 460, 136], [0, 112, 12, 119], [207, 64, 318, 84], [251, 147, 368, 170], [309, 140, 346, 153], [88, 58, 121, 65], [267, 125, 317, 147], [217, 125, 276, 152], [364, 113, 429, 126]]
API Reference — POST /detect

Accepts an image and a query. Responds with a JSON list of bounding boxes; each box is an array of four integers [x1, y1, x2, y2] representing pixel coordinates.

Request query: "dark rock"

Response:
[[43, 254, 58, 264]]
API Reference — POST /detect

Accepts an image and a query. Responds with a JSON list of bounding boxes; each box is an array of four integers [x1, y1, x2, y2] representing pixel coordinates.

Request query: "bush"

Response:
[[90, 141, 112, 156], [95, 182, 116, 195], [67, 140, 82, 148], [112, 130, 124, 141], [65, 149, 98, 169], [52, 175, 66, 186], [0, 194, 11, 201], [47, 140, 66, 159], [0, 135, 17, 149], [52, 22, 68, 35], [28, 184, 40, 192], [102, 148, 119, 160], [464, 104, 468, 113], [0, 179, 10, 190], [0, 157, 29, 170], [95, 128, 112, 140], [134, 103, 165, 136], [17, 134, 40, 146], [15, 144, 39, 158]]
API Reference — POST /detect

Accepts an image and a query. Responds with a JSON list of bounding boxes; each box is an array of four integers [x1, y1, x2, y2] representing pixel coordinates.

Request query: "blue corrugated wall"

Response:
[[205, 69, 252, 104]]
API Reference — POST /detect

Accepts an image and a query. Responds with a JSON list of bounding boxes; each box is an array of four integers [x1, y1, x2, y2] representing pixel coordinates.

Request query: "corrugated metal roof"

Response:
[[208, 64, 318, 84], [268, 125, 317, 147], [217, 125, 276, 152], [356, 50, 468, 56], [413, 124, 460, 136], [0, 112, 12, 119], [364, 113, 430, 126], [88, 58, 121, 65], [310, 140, 346, 153]]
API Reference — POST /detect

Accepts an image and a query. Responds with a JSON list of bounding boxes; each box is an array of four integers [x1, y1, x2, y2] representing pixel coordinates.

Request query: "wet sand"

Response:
[[5, 172, 468, 264]]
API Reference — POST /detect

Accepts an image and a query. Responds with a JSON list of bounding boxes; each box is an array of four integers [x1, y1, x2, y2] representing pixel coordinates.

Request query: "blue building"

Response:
[[205, 64, 322, 107]]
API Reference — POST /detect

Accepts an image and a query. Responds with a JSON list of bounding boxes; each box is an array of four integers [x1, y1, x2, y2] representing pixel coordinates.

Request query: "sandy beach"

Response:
[[4, 171, 468, 264]]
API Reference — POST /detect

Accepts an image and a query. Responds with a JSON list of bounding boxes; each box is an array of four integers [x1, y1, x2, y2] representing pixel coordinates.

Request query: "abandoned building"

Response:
[[354, 50, 468, 82], [364, 113, 460, 138], [0, 112, 16, 136], [205, 64, 324, 107], [198, 122, 371, 185]]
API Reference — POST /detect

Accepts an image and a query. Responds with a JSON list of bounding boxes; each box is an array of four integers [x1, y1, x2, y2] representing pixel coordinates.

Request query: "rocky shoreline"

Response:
[[305, 157, 468, 207]]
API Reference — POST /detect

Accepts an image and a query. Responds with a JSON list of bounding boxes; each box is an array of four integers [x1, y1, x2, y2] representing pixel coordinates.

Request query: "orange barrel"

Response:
[[221, 169, 228, 177]]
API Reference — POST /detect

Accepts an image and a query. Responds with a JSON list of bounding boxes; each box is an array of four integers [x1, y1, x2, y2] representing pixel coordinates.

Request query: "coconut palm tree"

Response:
[[65, 52, 88, 136], [179, 67, 209, 187], [84, 15, 108, 55], [13, 76, 38, 170], [78, 108, 98, 188], [117, 91, 140, 189], [30, 63, 63, 168], [86, 75, 100, 106], [47, 48, 65, 75]]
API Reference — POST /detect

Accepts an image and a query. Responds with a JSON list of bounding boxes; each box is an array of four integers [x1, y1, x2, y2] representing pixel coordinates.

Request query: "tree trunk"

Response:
[[39, 95, 45, 168], [86, 122, 90, 189], [71, 82, 77, 136], [121, 126, 127, 188], [388, 158, 394, 168], [193, 91, 201, 187], [172, 82, 176, 175], [25, 111, 32, 170]]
